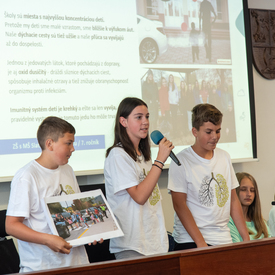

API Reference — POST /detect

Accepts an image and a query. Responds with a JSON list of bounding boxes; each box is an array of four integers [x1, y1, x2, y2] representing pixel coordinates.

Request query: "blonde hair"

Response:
[[236, 172, 269, 239]]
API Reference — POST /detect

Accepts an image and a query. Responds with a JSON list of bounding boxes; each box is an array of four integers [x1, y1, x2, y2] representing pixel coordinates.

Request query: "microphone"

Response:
[[150, 130, 181, 166]]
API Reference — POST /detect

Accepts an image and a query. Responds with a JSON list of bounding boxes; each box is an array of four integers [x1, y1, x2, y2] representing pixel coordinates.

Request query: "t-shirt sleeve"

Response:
[[230, 167, 239, 190], [7, 176, 34, 219], [268, 207, 275, 237], [168, 156, 188, 193], [266, 220, 272, 238], [225, 151, 239, 190], [106, 149, 139, 195]]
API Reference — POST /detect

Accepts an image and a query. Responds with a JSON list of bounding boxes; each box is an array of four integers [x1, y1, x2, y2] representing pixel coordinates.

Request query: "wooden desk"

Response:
[[14, 238, 275, 275]]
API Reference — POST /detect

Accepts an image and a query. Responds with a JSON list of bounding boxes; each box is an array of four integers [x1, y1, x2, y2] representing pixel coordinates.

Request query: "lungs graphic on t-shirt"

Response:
[[59, 184, 76, 195], [65, 185, 76, 194], [138, 168, 160, 206], [199, 172, 229, 207], [149, 185, 161, 206]]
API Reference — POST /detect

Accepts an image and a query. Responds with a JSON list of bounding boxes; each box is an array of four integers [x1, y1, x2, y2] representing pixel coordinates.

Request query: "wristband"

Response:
[[154, 159, 164, 166], [152, 163, 163, 171]]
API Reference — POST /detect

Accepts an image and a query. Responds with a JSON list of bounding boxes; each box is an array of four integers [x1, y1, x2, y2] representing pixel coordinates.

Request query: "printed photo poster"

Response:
[[43, 189, 123, 246]]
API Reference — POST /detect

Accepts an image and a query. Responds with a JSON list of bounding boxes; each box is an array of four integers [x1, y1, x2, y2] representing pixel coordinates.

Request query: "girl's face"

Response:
[[162, 78, 167, 87], [120, 105, 149, 146], [169, 75, 174, 82], [181, 82, 185, 88], [238, 177, 255, 207]]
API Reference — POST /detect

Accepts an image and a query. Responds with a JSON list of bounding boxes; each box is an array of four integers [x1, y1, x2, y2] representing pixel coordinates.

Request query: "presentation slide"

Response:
[[0, 0, 253, 180]]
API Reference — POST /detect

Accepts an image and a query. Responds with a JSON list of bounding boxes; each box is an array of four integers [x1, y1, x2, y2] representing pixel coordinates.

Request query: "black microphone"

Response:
[[150, 130, 181, 166]]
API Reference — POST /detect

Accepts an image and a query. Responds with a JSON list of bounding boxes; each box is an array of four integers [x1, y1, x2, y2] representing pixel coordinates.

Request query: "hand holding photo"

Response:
[[42, 189, 123, 247]]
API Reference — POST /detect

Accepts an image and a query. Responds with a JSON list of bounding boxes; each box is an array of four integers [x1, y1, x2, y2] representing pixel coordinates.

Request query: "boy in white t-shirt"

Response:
[[168, 104, 249, 250], [6, 117, 101, 272]]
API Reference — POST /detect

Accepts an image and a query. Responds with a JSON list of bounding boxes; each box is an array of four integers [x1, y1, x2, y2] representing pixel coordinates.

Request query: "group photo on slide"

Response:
[[2, 0, 274, 275], [141, 67, 236, 145]]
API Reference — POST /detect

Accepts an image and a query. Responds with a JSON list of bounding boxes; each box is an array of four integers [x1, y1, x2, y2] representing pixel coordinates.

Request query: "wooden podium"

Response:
[[15, 238, 275, 275]]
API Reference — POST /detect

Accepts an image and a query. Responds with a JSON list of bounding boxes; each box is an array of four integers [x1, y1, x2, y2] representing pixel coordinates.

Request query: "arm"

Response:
[[228, 216, 243, 243], [5, 216, 72, 254], [171, 192, 208, 247], [127, 137, 174, 205], [199, 5, 202, 30], [230, 189, 250, 241], [211, 5, 217, 24]]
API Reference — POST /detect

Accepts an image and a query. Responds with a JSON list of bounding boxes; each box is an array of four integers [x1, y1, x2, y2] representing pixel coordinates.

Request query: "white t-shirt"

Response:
[[104, 147, 168, 255], [7, 160, 88, 273], [268, 206, 275, 237], [168, 147, 238, 245], [168, 84, 179, 105]]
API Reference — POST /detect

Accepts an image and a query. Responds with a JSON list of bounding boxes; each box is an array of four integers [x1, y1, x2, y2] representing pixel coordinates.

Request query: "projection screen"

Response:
[[0, 0, 256, 181]]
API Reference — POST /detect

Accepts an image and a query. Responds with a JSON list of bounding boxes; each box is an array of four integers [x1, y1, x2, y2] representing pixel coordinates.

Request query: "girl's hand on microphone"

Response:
[[156, 137, 174, 163]]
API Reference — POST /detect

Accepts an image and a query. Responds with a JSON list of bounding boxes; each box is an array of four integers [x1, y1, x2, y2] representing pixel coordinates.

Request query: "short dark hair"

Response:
[[37, 116, 75, 150], [106, 97, 151, 162], [192, 104, 223, 130]]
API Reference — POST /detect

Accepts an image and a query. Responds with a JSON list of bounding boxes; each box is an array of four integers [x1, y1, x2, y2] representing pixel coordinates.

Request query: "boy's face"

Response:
[[192, 121, 221, 153], [51, 132, 75, 166]]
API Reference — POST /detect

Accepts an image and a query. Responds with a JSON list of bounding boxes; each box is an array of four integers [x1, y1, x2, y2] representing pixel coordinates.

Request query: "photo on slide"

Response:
[[136, 0, 231, 65], [141, 67, 236, 146], [42, 189, 123, 246]]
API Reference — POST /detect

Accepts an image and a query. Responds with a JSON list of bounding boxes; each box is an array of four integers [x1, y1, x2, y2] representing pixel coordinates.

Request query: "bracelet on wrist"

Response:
[[154, 159, 164, 166], [152, 163, 163, 171]]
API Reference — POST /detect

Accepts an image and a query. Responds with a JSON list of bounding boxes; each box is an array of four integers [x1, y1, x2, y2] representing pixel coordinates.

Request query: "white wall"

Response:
[[160, 0, 275, 231], [161, 0, 275, 232], [1, 0, 275, 234], [233, 0, 275, 222]]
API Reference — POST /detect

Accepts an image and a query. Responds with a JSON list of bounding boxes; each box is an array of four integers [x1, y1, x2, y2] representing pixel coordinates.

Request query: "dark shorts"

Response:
[[174, 242, 211, 251]]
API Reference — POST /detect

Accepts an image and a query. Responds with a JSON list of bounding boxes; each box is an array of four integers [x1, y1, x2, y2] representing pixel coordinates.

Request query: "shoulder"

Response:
[[178, 146, 197, 161], [177, 147, 191, 157], [215, 147, 231, 159], [59, 163, 74, 172], [105, 146, 135, 169], [59, 164, 75, 179], [9, 161, 41, 199], [175, 147, 198, 167], [107, 146, 128, 158], [169, 148, 190, 172], [13, 160, 38, 181]]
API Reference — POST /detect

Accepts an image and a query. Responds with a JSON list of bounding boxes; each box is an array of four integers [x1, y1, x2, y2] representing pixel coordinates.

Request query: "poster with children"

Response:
[[43, 189, 123, 246]]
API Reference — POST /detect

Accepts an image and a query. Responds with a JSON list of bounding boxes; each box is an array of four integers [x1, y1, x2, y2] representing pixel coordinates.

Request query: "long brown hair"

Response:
[[106, 97, 151, 162], [236, 172, 269, 239]]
